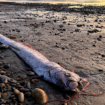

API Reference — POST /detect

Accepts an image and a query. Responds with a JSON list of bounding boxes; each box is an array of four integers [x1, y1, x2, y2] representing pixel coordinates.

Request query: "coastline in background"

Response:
[[0, 0, 105, 6]]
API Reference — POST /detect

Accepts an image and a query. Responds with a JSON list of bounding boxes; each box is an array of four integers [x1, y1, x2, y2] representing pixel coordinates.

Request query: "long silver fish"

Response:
[[0, 34, 82, 92]]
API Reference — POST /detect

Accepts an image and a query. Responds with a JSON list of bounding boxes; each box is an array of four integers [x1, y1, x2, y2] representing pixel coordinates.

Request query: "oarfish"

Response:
[[0, 34, 82, 92]]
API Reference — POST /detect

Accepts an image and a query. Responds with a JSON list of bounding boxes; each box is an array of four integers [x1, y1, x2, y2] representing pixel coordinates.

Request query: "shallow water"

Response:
[[0, 0, 105, 6]]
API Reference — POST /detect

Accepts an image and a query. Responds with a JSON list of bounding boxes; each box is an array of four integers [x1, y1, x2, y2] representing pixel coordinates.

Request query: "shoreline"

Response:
[[0, 2, 105, 14]]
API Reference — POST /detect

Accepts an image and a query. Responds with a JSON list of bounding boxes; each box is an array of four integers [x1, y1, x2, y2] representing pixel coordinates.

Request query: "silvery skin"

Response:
[[0, 34, 82, 92]]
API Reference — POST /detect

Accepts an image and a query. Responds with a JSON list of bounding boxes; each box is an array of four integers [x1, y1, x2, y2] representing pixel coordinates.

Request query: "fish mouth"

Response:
[[67, 80, 83, 92]]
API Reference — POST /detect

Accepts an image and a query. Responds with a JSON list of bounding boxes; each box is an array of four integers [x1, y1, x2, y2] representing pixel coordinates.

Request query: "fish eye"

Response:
[[65, 73, 71, 77]]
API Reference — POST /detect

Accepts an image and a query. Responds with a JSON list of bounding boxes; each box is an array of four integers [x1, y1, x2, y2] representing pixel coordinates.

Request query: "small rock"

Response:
[[75, 29, 80, 32], [9, 78, 17, 83], [6, 100, 11, 104], [0, 56, 3, 59], [1, 93, 7, 98], [10, 83, 17, 87], [21, 40, 25, 42], [18, 92, 24, 103], [0, 83, 5, 88], [19, 88, 30, 92], [20, 81, 27, 86], [0, 92, 1, 98], [93, 44, 96, 47], [10, 36, 17, 39], [16, 29, 20, 32], [0, 99, 6, 104], [4, 21, 7, 23], [63, 103, 67, 105], [31, 79, 38, 84], [3, 64, 10, 68], [4, 78, 8, 84], [6, 85, 11, 90], [101, 54, 105, 57], [71, 101, 77, 105], [13, 88, 20, 95], [27, 71, 35, 76], [97, 38, 101, 41], [32, 88, 48, 104], [0, 71, 6, 75], [24, 82, 30, 89], [99, 69, 103, 72], [0, 62, 3, 65], [17, 85, 23, 88], [99, 35, 102, 38], [0, 44, 8, 49], [25, 92, 31, 98]]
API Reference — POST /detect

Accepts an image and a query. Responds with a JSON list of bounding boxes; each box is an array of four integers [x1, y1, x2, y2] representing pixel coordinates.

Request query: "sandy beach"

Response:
[[0, 2, 105, 105]]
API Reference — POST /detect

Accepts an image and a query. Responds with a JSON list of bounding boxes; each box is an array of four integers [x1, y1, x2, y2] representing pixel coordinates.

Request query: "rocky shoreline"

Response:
[[0, 2, 105, 105], [1, 2, 105, 14]]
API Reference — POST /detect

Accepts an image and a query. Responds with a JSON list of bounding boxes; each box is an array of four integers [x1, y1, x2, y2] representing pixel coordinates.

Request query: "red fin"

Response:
[[71, 69, 74, 72], [22, 43, 35, 50]]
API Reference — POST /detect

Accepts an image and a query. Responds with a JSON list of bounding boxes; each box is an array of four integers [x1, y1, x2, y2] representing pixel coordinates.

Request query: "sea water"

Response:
[[0, 0, 105, 6]]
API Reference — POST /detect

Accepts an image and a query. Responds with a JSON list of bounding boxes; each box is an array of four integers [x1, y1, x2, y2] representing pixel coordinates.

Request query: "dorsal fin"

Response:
[[71, 69, 74, 72]]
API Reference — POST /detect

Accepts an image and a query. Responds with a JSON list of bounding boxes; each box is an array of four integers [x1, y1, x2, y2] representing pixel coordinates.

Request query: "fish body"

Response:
[[0, 34, 82, 91]]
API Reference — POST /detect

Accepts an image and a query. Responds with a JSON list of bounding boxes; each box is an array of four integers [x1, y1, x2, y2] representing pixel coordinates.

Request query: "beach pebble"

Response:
[[0, 56, 4, 59], [98, 69, 103, 72], [99, 35, 102, 38], [0, 83, 5, 88], [13, 88, 20, 95], [1, 93, 7, 98], [10, 83, 17, 87], [32, 88, 48, 104], [25, 92, 32, 98], [10, 36, 17, 39], [4, 21, 7, 23], [71, 101, 77, 105], [6, 85, 11, 90], [0, 71, 6, 75], [0, 44, 8, 49], [20, 81, 27, 86], [63, 103, 67, 105], [31, 79, 38, 84], [24, 82, 31, 89], [101, 54, 105, 57], [16, 29, 20, 32], [27, 71, 35, 76], [19, 88, 30, 92], [6, 100, 11, 104], [4, 78, 8, 84], [0, 92, 1, 98], [0, 99, 6, 104], [0, 62, 3, 65], [17, 85, 23, 88], [3, 64, 10, 68], [18, 92, 24, 103], [21, 39, 25, 42]]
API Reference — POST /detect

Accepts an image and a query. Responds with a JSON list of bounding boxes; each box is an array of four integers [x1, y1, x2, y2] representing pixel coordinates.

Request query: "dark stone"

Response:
[[99, 69, 103, 72], [3, 64, 10, 68], [24, 82, 31, 89]]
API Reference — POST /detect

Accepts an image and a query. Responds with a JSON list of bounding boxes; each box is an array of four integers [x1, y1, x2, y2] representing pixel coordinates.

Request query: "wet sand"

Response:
[[0, 2, 105, 105]]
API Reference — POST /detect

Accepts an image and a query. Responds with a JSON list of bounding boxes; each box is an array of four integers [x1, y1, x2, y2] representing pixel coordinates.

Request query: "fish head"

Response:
[[63, 71, 83, 92]]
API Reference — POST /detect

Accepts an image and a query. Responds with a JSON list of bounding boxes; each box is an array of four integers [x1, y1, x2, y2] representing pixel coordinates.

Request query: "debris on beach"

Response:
[[32, 88, 48, 104], [0, 34, 82, 92]]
